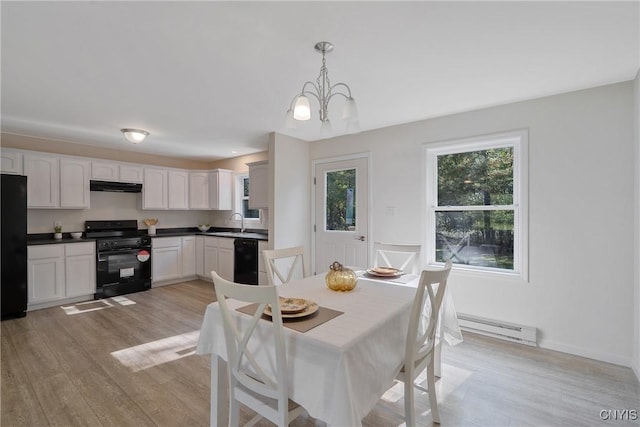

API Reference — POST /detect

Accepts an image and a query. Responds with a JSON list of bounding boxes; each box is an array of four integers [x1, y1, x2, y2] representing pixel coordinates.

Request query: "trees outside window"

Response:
[[235, 174, 259, 220], [426, 130, 528, 277]]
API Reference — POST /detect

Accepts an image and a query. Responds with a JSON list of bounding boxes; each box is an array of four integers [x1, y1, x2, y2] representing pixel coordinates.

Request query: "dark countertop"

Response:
[[27, 227, 268, 245]]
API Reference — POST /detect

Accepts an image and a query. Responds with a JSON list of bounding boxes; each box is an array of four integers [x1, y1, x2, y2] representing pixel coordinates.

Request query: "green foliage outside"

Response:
[[243, 178, 259, 219], [436, 147, 515, 269], [326, 169, 356, 231]]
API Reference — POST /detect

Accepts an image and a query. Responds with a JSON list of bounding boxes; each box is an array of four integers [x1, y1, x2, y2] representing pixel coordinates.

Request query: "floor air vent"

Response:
[[457, 313, 537, 346]]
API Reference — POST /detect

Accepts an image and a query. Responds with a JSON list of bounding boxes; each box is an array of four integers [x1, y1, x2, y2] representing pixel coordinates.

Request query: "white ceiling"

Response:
[[2, 1, 638, 161]]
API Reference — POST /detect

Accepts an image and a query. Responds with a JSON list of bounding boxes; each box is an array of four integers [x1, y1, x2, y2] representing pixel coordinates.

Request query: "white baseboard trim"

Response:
[[152, 275, 198, 287], [538, 338, 631, 368]]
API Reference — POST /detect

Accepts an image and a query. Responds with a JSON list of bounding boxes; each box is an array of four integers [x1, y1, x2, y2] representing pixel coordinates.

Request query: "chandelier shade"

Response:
[[286, 41, 358, 132], [293, 95, 311, 121]]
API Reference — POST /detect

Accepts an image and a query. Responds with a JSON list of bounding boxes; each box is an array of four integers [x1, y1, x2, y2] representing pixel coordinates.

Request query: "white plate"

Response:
[[366, 267, 403, 277], [264, 300, 319, 319], [270, 297, 308, 314]]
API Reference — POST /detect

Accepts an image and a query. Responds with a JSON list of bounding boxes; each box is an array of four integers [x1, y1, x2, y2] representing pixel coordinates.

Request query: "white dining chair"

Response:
[[373, 242, 421, 275], [211, 271, 305, 427], [397, 261, 452, 426], [262, 246, 308, 286]]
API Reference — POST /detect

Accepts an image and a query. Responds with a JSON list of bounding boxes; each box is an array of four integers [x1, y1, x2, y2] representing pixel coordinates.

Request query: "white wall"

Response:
[[633, 69, 640, 379], [269, 133, 311, 272], [310, 82, 635, 366], [28, 192, 212, 234]]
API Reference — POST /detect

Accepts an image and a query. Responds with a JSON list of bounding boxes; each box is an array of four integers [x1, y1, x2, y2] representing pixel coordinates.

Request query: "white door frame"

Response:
[[311, 152, 372, 275]]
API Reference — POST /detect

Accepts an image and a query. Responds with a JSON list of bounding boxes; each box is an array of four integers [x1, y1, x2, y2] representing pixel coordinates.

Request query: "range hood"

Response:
[[90, 180, 142, 193]]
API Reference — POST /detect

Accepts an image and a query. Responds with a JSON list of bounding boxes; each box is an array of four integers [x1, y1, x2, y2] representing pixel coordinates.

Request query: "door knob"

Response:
[[355, 235, 366, 241]]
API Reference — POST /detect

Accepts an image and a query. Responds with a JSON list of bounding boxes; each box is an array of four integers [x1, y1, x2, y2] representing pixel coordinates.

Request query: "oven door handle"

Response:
[[98, 248, 144, 257]]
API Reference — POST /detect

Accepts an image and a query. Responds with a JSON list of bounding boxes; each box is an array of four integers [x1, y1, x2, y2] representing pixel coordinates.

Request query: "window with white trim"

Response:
[[425, 130, 528, 278], [235, 173, 260, 221]]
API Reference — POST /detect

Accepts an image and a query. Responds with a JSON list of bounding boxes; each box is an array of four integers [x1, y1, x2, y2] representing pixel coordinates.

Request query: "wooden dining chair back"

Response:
[[262, 246, 308, 286], [211, 271, 304, 427], [398, 261, 452, 426], [373, 242, 422, 274]]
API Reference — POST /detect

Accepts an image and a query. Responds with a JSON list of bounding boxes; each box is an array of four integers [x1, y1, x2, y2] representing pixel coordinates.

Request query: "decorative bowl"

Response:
[[198, 225, 210, 232], [70, 232, 83, 239]]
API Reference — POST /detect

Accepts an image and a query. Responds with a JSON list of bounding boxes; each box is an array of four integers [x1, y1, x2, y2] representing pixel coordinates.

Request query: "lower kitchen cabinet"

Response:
[[217, 238, 234, 282], [203, 237, 219, 281], [28, 242, 96, 307], [65, 243, 97, 297], [152, 236, 197, 285], [182, 236, 196, 277], [152, 237, 182, 283], [199, 236, 235, 282]]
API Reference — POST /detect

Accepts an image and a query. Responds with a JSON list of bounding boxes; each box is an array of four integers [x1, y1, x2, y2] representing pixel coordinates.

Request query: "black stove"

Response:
[[86, 220, 152, 299]]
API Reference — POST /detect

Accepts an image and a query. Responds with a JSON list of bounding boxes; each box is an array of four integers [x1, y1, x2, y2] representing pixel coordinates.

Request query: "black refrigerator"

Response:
[[1, 174, 28, 319]]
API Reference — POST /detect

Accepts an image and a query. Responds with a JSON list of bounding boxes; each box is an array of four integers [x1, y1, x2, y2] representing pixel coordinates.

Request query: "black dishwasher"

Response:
[[234, 239, 258, 285]]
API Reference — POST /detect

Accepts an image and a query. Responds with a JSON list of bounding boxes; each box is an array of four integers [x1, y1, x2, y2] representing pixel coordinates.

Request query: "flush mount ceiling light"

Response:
[[285, 41, 359, 134], [120, 128, 149, 144]]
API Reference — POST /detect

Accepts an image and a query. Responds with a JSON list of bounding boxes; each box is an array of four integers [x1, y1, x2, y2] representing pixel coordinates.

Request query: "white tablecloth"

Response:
[[196, 273, 462, 426]]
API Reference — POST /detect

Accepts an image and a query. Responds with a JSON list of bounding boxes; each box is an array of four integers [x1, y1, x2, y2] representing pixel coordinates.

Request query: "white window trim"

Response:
[[423, 129, 529, 281], [234, 172, 260, 223]]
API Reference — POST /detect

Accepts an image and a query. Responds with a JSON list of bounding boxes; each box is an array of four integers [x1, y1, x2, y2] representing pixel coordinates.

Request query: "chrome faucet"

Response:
[[230, 212, 245, 233]]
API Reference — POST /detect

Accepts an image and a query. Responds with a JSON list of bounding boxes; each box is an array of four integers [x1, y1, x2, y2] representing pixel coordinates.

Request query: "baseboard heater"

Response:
[[457, 313, 537, 346]]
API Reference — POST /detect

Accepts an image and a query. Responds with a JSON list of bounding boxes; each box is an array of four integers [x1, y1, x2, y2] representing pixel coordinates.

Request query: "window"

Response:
[[235, 174, 260, 221], [425, 130, 528, 278]]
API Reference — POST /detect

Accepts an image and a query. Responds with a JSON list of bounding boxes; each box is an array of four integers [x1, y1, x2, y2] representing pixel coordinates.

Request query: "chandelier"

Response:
[[285, 41, 358, 133]]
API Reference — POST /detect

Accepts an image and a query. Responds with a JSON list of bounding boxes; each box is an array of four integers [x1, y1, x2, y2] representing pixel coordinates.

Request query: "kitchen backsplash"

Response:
[[27, 191, 267, 233]]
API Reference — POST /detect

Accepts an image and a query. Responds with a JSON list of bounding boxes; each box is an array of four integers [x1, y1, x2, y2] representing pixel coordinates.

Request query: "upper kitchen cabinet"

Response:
[[190, 169, 233, 210], [24, 154, 59, 208], [91, 161, 118, 181], [92, 161, 143, 183], [0, 148, 23, 175], [142, 167, 168, 209], [119, 164, 143, 183], [25, 153, 90, 209], [247, 161, 268, 209], [189, 172, 210, 209], [59, 158, 90, 208], [168, 170, 189, 210], [209, 169, 233, 210]]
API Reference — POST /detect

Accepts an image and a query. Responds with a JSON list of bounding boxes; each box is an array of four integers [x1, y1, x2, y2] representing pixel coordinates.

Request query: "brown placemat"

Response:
[[236, 303, 343, 333]]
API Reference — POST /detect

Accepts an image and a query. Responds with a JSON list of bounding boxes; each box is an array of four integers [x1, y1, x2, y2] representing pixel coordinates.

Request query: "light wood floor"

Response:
[[2, 280, 639, 426]]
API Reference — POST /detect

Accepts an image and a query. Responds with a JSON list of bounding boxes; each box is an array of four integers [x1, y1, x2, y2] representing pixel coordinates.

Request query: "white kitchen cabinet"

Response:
[[64, 242, 96, 298], [28, 245, 65, 304], [203, 237, 219, 280], [60, 158, 90, 209], [168, 170, 189, 210], [143, 167, 168, 210], [119, 164, 143, 183], [217, 237, 234, 282], [210, 169, 233, 210], [152, 237, 182, 283], [258, 240, 268, 285], [25, 154, 59, 208], [28, 243, 96, 307], [92, 161, 143, 183], [195, 236, 205, 277], [0, 149, 23, 175], [189, 172, 210, 209], [91, 161, 119, 181], [247, 161, 268, 209], [181, 236, 196, 277]]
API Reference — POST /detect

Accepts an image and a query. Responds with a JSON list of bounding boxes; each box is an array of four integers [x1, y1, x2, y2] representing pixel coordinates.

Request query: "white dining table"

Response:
[[195, 272, 462, 427]]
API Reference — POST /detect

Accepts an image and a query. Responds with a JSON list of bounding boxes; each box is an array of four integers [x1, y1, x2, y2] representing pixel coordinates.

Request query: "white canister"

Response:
[[148, 225, 156, 236]]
